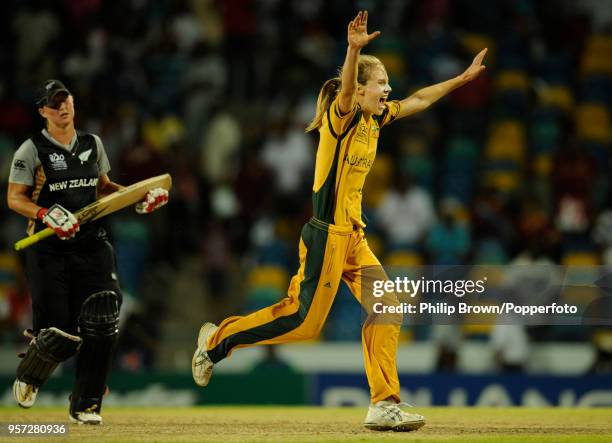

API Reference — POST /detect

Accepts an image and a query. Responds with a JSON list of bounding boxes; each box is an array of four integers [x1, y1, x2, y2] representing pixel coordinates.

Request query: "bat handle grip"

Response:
[[14, 228, 54, 251]]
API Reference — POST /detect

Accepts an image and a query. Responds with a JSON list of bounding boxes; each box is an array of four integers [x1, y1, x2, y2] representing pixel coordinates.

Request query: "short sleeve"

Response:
[[93, 134, 111, 176], [8, 139, 38, 186], [378, 100, 401, 127], [327, 96, 359, 137]]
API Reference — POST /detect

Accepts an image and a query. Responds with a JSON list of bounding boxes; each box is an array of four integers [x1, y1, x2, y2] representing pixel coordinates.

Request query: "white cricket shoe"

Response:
[[192, 322, 218, 387], [13, 379, 38, 409], [364, 401, 426, 432], [69, 411, 102, 425]]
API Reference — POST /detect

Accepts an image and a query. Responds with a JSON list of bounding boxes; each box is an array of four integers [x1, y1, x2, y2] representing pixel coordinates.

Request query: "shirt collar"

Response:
[[41, 129, 77, 151]]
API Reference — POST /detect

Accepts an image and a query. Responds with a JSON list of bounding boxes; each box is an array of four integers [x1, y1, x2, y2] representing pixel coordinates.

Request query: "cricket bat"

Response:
[[14, 173, 172, 251]]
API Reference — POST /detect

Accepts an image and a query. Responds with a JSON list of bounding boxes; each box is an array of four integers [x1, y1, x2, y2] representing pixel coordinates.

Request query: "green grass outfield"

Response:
[[1, 406, 611, 442]]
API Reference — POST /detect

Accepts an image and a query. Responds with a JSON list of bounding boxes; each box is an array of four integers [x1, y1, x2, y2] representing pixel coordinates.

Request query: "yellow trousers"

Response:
[[206, 217, 401, 404]]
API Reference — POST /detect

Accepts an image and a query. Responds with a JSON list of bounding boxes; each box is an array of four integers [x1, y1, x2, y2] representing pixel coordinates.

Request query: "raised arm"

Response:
[[338, 11, 381, 115], [396, 48, 487, 119]]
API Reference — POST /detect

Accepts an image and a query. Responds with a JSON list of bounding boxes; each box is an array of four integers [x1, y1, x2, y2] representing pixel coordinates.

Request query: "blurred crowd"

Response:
[[1, 0, 612, 372]]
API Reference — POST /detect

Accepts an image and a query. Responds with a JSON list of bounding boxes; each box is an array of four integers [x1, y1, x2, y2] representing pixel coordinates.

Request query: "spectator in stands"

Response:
[[490, 323, 529, 373], [376, 171, 435, 249], [426, 198, 471, 265]]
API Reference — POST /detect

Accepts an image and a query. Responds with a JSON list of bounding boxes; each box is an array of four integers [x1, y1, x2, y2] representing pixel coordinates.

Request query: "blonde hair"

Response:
[[306, 55, 385, 132]]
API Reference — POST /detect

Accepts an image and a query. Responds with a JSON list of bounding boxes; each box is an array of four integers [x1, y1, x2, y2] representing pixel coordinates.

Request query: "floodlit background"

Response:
[[0, 0, 611, 406]]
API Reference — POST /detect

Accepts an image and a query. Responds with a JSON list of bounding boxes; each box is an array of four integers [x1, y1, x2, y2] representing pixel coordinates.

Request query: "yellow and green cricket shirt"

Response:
[[312, 95, 401, 227]]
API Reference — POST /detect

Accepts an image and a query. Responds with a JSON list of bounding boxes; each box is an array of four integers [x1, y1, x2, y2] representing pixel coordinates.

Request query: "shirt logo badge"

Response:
[[49, 152, 68, 171], [355, 123, 369, 144], [78, 149, 92, 164]]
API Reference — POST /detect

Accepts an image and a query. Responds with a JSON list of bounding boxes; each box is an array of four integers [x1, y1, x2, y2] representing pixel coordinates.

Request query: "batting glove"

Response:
[[37, 204, 80, 240], [135, 187, 169, 214]]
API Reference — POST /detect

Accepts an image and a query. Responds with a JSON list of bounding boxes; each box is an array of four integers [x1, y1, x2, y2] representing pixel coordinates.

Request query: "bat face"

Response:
[[14, 173, 172, 250], [77, 203, 111, 223], [74, 173, 172, 223]]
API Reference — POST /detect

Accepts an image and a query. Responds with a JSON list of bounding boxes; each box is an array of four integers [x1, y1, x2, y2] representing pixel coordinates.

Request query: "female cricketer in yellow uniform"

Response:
[[193, 11, 486, 431]]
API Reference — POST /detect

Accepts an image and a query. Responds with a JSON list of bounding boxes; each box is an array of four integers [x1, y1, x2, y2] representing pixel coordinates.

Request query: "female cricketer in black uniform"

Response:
[[7, 80, 169, 424]]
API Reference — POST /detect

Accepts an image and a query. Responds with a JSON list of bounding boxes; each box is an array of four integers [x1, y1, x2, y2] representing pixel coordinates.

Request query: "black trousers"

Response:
[[25, 239, 122, 334]]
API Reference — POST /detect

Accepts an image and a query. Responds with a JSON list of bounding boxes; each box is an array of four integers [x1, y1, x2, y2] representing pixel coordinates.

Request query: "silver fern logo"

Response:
[[78, 149, 92, 164]]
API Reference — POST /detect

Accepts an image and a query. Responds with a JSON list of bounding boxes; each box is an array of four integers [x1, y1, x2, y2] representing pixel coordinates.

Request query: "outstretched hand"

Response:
[[460, 48, 488, 83], [348, 10, 380, 49]]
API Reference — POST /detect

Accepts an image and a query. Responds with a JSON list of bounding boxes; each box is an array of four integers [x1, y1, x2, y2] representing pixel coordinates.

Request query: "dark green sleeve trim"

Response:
[[340, 111, 361, 138], [326, 107, 338, 139]]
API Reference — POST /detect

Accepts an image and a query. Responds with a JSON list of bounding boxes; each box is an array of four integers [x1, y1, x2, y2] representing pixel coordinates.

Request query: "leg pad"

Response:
[[16, 327, 81, 387], [70, 290, 121, 415]]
